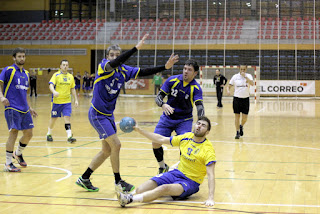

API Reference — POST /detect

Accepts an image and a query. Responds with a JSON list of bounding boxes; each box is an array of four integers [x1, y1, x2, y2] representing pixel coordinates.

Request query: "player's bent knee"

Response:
[[152, 142, 162, 148]]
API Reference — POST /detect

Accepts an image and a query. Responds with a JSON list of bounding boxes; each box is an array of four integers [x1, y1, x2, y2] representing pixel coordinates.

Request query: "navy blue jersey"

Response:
[[0, 64, 30, 113], [160, 74, 203, 120], [91, 58, 140, 115]]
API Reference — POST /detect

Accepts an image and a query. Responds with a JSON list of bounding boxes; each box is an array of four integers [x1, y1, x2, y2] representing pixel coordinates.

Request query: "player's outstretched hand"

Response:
[[74, 100, 79, 107], [0, 97, 10, 106], [136, 34, 149, 50], [30, 108, 38, 118], [165, 53, 179, 69], [203, 199, 215, 207], [162, 104, 174, 116]]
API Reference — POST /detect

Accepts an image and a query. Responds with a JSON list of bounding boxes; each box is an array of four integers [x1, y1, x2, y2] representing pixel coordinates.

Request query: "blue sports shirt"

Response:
[[0, 64, 30, 113], [160, 74, 203, 120], [91, 59, 140, 115]]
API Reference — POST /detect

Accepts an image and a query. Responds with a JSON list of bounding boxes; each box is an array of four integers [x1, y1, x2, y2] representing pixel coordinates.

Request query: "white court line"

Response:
[[138, 107, 159, 113], [88, 197, 320, 208], [0, 144, 178, 151], [255, 106, 266, 114], [1, 139, 319, 152], [214, 140, 320, 151], [28, 165, 72, 182]]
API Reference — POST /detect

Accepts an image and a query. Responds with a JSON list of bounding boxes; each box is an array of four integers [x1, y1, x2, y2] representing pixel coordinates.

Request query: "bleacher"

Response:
[[0, 17, 319, 43], [0, 19, 104, 41], [111, 17, 243, 40], [257, 17, 319, 40]]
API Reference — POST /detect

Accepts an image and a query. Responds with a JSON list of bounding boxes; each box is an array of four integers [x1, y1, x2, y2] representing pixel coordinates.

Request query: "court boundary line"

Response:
[[28, 165, 72, 182]]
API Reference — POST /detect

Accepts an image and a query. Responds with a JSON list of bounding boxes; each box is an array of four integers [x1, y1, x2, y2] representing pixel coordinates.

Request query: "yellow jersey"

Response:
[[49, 71, 75, 104], [170, 132, 216, 184]]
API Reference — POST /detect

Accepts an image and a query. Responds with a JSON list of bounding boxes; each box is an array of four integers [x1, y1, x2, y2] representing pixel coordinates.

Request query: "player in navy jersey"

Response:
[[0, 47, 38, 172], [76, 34, 179, 193], [153, 59, 205, 174]]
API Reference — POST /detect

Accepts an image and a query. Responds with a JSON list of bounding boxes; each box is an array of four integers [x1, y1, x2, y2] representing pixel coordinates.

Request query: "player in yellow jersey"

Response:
[[46, 60, 79, 143], [117, 116, 216, 207]]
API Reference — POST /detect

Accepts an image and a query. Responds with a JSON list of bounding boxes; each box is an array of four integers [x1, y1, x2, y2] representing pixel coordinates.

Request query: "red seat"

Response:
[[303, 35, 309, 39], [46, 36, 52, 40], [53, 36, 59, 40], [265, 35, 271, 39], [227, 35, 233, 39], [39, 36, 45, 40], [296, 35, 301, 39], [234, 35, 240, 39], [288, 35, 294, 39], [272, 35, 278, 39], [89, 35, 95, 40]]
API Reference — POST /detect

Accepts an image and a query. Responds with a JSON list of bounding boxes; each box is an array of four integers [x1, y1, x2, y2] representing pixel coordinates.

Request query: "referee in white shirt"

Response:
[[227, 65, 254, 139]]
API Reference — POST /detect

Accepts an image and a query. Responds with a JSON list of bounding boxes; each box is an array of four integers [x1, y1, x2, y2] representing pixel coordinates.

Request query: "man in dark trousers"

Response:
[[29, 70, 37, 97], [213, 69, 227, 108]]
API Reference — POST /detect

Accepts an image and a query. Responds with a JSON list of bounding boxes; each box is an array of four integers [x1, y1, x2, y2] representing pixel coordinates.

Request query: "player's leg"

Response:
[[62, 103, 75, 143], [4, 129, 20, 172], [136, 179, 158, 194], [47, 103, 62, 141], [219, 87, 224, 107], [76, 140, 111, 192], [13, 128, 33, 167], [13, 111, 34, 167], [105, 134, 134, 193], [153, 115, 173, 174], [239, 98, 249, 136], [216, 87, 220, 107], [233, 97, 241, 139]]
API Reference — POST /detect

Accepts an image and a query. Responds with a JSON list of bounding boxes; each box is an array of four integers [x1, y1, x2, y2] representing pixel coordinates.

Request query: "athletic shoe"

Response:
[[240, 125, 244, 136], [13, 152, 27, 167], [158, 163, 169, 174], [75, 176, 99, 192], [115, 180, 135, 193], [67, 136, 76, 143], [117, 192, 133, 207], [47, 134, 53, 142], [4, 163, 21, 172], [235, 131, 240, 139]]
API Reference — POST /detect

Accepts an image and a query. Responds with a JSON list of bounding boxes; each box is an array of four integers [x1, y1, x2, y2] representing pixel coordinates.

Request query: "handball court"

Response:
[[0, 95, 320, 214]]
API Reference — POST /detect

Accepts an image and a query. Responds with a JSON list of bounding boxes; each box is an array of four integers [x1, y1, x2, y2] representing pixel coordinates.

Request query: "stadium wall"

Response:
[[0, 0, 49, 23]]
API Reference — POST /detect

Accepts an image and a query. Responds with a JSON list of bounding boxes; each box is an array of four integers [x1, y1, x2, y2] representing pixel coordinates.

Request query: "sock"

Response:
[[158, 160, 166, 169], [47, 127, 53, 135], [6, 151, 13, 165], [82, 167, 93, 179], [153, 147, 166, 168], [65, 123, 72, 138], [15, 142, 27, 156], [132, 194, 143, 203], [114, 173, 122, 184]]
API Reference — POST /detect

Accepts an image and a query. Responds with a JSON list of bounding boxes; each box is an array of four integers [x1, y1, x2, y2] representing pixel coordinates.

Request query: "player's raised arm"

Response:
[[104, 35, 150, 74], [134, 125, 171, 145], [137, 53, 179, 77]]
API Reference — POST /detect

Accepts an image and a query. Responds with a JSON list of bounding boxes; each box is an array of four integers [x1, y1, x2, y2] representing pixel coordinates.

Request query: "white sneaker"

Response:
[[117, 192, 133, 207]]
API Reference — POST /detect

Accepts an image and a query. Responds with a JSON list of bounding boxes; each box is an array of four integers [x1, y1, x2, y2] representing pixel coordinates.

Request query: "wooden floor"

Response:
[[1, 95, 320, 214]]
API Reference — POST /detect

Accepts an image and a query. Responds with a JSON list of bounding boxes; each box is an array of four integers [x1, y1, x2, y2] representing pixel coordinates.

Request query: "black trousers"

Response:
[[154, 85, 161, 95], [30, 83, 37, 96], [216, 86, 223, 107]]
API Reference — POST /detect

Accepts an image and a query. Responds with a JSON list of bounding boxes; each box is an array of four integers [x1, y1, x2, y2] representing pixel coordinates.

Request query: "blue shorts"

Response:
[[154, 114, 193, 137], [51, 103, 72, 117], [88, 107, 116, 139], [5, 109, 34, 130], [151, 169, 200, 199], [75, 85, 81, 90], [84, 86, 91, 91]]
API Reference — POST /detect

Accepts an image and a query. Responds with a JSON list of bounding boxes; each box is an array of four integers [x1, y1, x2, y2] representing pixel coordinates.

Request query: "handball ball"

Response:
[[119, 117, 136, 133]]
